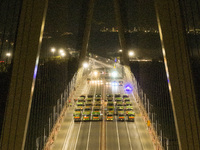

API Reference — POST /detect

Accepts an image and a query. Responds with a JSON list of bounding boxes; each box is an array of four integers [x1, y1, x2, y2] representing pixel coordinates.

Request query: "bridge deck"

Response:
[[51, 75, 154, 150]]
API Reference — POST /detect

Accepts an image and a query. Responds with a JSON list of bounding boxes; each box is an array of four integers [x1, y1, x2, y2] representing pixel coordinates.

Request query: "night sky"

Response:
[[45, 0, 157, 33], [0, 0, 160, 59], [43, 0, 160, 58]]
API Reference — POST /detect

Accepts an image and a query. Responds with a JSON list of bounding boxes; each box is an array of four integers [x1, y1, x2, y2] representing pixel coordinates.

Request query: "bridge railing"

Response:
[[43, 71, 77, 150], [124, 66, 164, 150]]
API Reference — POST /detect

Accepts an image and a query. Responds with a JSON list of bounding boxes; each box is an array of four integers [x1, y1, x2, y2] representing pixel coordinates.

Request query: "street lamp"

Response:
[[128, 51, 135, 57], [6, 52, 11, 57], [60, 52, 66, 57], [59, 49, 64, 54], [93, 71, 98, 76], [51, 48, 56, 56], [83, 62, 89, 68], [6, 52, 11, 64], [51, 48, 56, 53]]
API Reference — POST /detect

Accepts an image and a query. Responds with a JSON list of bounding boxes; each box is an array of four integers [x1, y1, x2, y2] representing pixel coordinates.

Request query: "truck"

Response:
[[115, 97, 123, 102], [86, 98, 93, 102], [92, 111, 101, 121], [74, 112, 81, 122], [116, 106, 124, 115], [106, 112, 114, 121], [118, 111, 125, 121], [106, 106, 115, 114], [122, 94, 129, 98], [124, 98, 130, 102], [127, 111, 135, 122], [82, 111, 91, 121], [76, 102, 84, 108], [125, 102, 132, 106], [125, 106, 133, 115], [106, 94, 113, 101], [93, 106, 102, 113], [74, 106, 83, 113], [83, 106, 92, 114]]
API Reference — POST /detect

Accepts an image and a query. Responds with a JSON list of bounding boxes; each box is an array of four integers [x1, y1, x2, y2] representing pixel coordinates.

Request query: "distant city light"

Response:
[[6, 53, 11, 57]]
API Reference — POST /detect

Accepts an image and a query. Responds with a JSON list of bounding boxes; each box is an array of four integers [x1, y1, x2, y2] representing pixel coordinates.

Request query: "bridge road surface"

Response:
[[51, 66, 154, 150]]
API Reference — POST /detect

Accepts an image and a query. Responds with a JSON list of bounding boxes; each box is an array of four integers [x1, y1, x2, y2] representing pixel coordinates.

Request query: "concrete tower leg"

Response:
[[78, 0, 95, 67], [0, 0, 48, 149], [113, 0, 129, 67], [155, 0, 200, 149]]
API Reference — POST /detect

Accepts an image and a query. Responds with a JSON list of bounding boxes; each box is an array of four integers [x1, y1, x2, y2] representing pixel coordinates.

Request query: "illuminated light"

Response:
[[112, 71, 118, 78], [60, 52, 66, 57], [111, 81, 118, 86], [128, 51, 135, 57], [119, 49, 122, 52], [51, 48, 56, 53], [101, 80, 103, 83], [83, 62, 89, 68], [59, 49, 64, 54], [93, 71, 98, 76], [6, 53, 11, 57], [124, 84, 133, 94]]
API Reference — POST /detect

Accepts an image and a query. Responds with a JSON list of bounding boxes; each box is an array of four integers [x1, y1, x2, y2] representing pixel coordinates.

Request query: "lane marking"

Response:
[[62, 118, 74, 150], [99, 121, 101, 150], [86, 121, 92, 150], [133, 120, 144, 150], [105, 119, 107, 150], [100, 78, 106, 150], [125, 122, 133, 150], [115, 116, 121, 150], [74, 122, 82, 150]]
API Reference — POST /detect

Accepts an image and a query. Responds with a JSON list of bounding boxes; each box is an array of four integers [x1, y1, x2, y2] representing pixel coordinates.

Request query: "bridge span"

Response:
[[48, 58, 155, 150]]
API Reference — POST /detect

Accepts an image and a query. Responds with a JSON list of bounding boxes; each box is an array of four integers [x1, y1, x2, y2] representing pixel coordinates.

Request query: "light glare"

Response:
[[83, 62, 89, 68]]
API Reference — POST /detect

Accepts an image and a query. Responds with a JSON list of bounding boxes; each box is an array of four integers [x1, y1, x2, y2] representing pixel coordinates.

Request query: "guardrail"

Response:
[[43, 72, 77, 150], [124, 66, 164, 150]]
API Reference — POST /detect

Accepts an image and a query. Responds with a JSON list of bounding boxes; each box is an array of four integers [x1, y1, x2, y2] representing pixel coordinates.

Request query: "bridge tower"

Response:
[[155, 0, 200, 149]]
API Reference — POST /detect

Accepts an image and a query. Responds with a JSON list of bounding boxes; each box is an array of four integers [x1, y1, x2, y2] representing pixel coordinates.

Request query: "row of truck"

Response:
[[73, 94, 135, 122]]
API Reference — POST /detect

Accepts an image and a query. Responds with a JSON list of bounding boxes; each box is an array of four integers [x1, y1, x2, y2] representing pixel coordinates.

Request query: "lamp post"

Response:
[[51, 48, 56, 56], [128, 51, 135, 56], [118, 49, 122, 64], [6, 52, 11, 64], [59, 49, 66, 58], [83, 62, 89, 68]]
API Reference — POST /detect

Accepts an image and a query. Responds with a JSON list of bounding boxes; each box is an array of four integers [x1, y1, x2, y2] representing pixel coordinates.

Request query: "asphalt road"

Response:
[[52, 67, 154, 150]]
